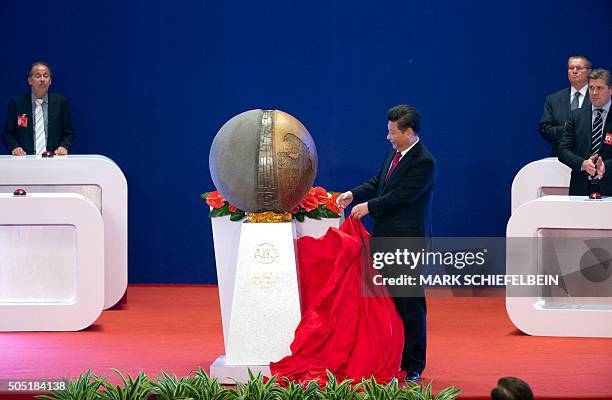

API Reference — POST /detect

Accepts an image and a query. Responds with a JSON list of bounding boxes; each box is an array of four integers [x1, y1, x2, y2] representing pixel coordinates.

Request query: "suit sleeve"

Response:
[[350, 155, 390, 203], [604, 159, 612, 179], [2, 99, 20, 153], [350, 174, 380, 204], [367, 157, 435, 218], [558, 113, 584, 172], [539, 95, 566, 145], [58, 98, 74, 150]]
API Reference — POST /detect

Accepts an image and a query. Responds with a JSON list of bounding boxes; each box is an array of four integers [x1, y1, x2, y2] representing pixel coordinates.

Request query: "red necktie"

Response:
[[385, 152, 402, 182]]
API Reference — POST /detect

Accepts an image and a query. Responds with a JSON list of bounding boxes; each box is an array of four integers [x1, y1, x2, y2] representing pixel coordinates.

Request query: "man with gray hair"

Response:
[[559, 68, 612, 196], [540, 55, 592, 156]]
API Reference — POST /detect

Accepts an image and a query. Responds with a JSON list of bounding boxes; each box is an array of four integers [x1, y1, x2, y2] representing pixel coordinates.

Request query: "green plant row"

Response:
[[36, 369, 461, 400]]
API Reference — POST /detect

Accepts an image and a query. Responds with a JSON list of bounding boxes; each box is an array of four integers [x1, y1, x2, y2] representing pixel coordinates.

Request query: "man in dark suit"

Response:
[[2, 61, 74, 156], [337, 104, 436, 381], [559, 68, 612, 196], [540, 55, 592, 156]]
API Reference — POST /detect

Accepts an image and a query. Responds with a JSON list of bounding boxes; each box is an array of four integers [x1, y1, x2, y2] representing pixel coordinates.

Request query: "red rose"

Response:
[[289, 205, 301, 214], [206, 191, 226, 209], [228, 203, 238, 213]]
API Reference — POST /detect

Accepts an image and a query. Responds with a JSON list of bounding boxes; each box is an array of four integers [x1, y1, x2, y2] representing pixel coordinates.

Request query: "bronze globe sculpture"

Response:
[[209, 109, 318, 214]]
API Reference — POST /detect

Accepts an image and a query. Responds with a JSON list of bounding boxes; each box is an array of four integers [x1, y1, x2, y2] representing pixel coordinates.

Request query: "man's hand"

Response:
[[597, 156, 606, 179], [11, 147, 26, 156], [350, 202, 369, 219], [581, 154, 598, 176], [54, 146, 68, 156], [336, 191, 354, 209]]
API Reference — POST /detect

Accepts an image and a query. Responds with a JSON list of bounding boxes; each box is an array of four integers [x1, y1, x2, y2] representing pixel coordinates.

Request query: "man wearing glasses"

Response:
[[540, 55, 592, 156]]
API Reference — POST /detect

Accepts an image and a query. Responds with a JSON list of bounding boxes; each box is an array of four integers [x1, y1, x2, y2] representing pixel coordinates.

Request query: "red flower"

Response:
[[289, 205, 301, 214], [299, 192, 319, 212], [310, 186, 329, 203], [206, 191, 226, 209], [228, 203, 238, 213], [324, 192, 341, 214]]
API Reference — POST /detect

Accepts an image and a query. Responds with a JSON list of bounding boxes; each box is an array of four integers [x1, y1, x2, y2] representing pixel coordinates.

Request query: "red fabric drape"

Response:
[[270, 216, 404, 383]]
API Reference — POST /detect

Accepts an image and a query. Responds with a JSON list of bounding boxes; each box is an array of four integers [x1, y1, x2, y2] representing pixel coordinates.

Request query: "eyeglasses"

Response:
[[568, 66, 591, 72]]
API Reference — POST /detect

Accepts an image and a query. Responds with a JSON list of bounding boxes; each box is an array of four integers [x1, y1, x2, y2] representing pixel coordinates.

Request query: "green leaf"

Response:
[[319, 206, 340, 218], [35, 370, 104, 400], [306, 207, 322, 220], [209, 203, 230, 217], [230, 210, 246, 221], [294, 212, 306, 222], [434, 386, 461, 400]]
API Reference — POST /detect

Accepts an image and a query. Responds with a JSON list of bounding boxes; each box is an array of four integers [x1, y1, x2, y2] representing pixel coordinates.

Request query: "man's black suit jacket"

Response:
[[558, 106, 612, 195], [2, 92, 74, 154], [350, 141, 436, 238], [540, 88, 591, 157]]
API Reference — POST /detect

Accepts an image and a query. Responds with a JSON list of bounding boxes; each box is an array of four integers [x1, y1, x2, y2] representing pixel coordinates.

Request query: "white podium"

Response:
[[210, 215, 343, 383], [511, 157, 570, 213], [507, 196, 612, 338], [0, 193, 104, 331], [0, 155, 127, 309]]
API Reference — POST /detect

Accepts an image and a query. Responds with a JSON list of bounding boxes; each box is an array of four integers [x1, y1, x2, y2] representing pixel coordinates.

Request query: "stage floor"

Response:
[[1, 285, 611, 399]]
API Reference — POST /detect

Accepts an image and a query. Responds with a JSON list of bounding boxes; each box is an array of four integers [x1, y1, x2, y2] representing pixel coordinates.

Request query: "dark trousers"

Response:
[[373, 236, 427, 374], [390, 296, 427, 373]]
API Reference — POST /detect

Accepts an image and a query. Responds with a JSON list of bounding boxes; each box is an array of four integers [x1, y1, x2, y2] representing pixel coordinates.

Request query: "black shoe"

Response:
[[405, 371, 421, 381]]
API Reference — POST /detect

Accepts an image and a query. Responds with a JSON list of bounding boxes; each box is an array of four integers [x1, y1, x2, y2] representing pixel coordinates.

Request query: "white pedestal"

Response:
[[210, 214, 342, 383], [210, 356, 270, 384], [227, 222, 301, 364], [0, 155, 127, 309], [0, 193, 104, 331]]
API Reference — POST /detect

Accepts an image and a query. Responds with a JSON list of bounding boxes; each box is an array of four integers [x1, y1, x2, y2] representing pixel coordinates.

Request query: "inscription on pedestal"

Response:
[[226, 222, 301, 365]]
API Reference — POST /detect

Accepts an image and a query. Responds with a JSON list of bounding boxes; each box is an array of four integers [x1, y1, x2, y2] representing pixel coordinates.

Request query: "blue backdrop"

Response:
[[1, 1, 611, 283]]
